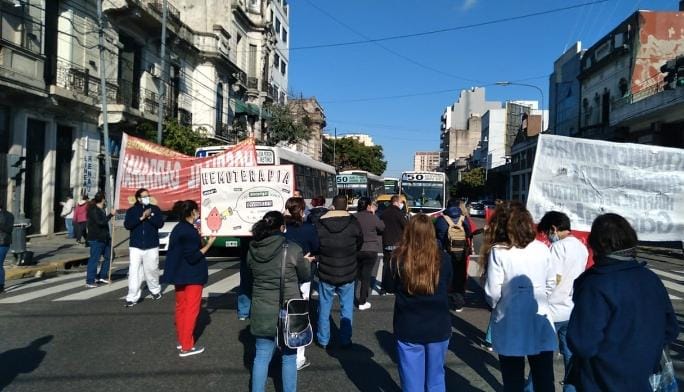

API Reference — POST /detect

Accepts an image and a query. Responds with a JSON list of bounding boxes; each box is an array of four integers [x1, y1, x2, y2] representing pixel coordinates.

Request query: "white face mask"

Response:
[[141, 196, 150, 206], [398, 203, 405, 210]]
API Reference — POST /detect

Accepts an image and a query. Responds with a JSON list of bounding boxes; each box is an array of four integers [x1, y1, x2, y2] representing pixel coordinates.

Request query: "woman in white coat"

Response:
[[484, 202, 557, 392]]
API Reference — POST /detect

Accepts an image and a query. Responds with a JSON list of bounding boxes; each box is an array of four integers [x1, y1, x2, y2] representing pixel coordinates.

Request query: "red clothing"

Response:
[[74, 203, 88, 223], [175, 284, 203, 351]]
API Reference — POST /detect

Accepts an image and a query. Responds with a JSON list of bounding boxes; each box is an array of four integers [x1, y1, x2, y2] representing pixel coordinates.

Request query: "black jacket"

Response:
[[567, 256, 679, 392], [316, 210, 363, 285], [306, 207, 328, 226], [380, 205, 407, 248], [0, 209, 14, 246], [162, 221, 208, 285], [86, 205, 112, 242], [124, 203, 164, 250]]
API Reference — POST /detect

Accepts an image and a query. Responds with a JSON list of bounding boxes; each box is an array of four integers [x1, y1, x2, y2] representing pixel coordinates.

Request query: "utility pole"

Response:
[[96, 0, 113, 208], [157, 0, 168, 144], [333, 127, 337, 173], [97, 0, 115, 277]]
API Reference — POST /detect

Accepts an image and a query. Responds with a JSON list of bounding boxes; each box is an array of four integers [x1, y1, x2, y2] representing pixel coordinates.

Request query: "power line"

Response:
[[289, 0, 609, 51]]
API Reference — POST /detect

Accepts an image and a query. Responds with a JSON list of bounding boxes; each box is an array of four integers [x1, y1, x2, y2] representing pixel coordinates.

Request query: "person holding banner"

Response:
[[163, 200, 216, 357], [248, 211, 313, 392], [484, 201, 557, 392], [566, 213, 679, 392], [123, 188, 165, 307], [85, 192, 115, 287]]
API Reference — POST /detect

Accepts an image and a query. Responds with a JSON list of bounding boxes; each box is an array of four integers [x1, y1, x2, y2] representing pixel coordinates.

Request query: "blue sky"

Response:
[[288, 0, 675, 177]]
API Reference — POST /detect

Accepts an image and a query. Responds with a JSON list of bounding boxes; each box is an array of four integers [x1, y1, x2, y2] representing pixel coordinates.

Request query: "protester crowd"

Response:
[[0, 186, 677, 392]]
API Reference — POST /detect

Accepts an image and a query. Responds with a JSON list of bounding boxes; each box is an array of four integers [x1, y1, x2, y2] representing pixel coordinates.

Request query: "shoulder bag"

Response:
[[276, 242, 313, 349]]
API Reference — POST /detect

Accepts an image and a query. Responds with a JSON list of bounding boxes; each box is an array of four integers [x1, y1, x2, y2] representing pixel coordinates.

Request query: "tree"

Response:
[[454, 167, 485, 199], [322, 137, 387, 175], [263, 104, 313, 147], [133, 120, 221, 156]]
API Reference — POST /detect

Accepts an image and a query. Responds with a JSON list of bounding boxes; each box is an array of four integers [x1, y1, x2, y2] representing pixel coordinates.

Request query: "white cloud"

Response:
[[462, 0, 478, 11]]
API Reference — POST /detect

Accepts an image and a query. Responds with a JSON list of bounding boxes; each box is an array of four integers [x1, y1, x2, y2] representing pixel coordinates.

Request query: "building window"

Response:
[[280, 60, 286, 76], [273, 53, 280, 68], [1, 4, 42, 53], [282, 28, 287, 44], [216, 83, 224, 130], [275, 17, 281, 34]]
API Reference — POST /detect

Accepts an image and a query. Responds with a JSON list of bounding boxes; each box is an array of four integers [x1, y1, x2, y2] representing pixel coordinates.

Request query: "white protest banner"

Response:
[[199, 165, 294, 236], [527, 134, 684, 242]]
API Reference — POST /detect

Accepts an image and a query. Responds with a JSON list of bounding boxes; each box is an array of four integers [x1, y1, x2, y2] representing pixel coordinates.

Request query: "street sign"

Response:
[[336, 174, 366, 184]]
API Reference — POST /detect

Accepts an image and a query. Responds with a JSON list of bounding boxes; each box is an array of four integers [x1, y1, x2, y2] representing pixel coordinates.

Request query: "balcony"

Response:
[[54, 59, 118, 103], [194, 32, 230, 59], [148, 0, 181, 22], [247, 77, 259, 90]]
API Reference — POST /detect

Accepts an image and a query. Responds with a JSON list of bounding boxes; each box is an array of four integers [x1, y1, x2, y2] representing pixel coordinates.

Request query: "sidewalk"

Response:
[[3, 226, 130, 281]]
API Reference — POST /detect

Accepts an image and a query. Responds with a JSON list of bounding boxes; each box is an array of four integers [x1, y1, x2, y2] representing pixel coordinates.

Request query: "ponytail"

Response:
[[251, 211, 284, 241]]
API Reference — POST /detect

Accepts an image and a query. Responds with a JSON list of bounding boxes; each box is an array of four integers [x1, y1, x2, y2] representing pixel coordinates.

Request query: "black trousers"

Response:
[[74, 222, 87, 242], [381, 249, 396, 293], [356, 251, 377, 304], [499, 351, 555, 392], [449, 251, 468, 294]]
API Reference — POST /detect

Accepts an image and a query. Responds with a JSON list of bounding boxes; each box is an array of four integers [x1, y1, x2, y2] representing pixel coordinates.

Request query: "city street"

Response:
[[1, 218, 683, 391]]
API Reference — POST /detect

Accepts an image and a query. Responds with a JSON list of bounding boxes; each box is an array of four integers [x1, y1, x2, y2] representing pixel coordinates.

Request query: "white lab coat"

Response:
[[546, 235, 589, 323], [485, 240, 558, 356]]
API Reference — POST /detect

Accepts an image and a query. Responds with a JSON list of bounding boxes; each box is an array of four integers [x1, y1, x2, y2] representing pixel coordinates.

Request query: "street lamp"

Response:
[[495, 81, 545, 133]]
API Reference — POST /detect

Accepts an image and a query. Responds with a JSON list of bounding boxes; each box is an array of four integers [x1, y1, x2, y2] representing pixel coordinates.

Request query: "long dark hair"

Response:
[[252, 211, 284, 241], [88, 191, 105, 209], [284, 197, 305, 226], [392, 214, 441, 295]]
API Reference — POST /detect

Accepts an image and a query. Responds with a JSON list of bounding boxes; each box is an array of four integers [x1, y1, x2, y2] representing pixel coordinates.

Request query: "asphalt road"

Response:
[[1, 217, 683, 391]]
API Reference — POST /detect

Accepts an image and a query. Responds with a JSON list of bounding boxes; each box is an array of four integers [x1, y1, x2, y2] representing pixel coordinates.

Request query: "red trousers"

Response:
[[175, 284, 203, 351]]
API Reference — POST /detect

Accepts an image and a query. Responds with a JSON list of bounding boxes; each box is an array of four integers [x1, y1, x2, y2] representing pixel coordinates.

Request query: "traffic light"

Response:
[[7, 154, 26, 182], [661, 56, 684, 90]]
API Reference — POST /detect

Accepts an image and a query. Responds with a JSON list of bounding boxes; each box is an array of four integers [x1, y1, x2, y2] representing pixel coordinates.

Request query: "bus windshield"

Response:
[[402, 182, 445, 213]]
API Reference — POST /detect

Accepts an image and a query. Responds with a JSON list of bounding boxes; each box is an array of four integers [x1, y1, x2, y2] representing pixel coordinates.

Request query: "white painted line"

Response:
[[651, 268, 684, 295], [4, 272, 86, 293], [0, 279, 89, 304], [651, 268, 683, 282], [203, 270, 241, 298], [54, 279, 129, 301], [148, 269, 223, 297], [670, 294, 682, 300]]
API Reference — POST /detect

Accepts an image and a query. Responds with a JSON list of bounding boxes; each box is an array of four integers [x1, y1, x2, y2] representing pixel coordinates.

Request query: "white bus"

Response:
[[195, 145, 337, 200], [383, 177, 400, 195], [336, 170, 383, 210], [400, 171, 447, 216]]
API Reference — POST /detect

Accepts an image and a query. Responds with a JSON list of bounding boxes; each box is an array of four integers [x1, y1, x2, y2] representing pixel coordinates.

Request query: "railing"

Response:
[[632, 80, 665, 102], [179, 108, 192, 126], [194, 33, 229, 58], [55, 60, 118, 102], [116, 79, 141, 108], [247, 77, 259, 90], [140, 87, 173, 117], [148, 0, 181, 21]]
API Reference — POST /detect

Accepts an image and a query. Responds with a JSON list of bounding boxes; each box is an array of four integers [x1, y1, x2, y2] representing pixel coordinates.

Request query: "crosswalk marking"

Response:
[[56, 279, 130, 301], [130, 269, 224, 298], [0, 278, 89, 304], [651, 268, 684, 301], [651, 268, 682, 282], [4, 272, 86, 294], [203, 271, 241, 298]]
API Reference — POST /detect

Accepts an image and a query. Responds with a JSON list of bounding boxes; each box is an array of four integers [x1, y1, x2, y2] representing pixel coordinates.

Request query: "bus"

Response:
[[400, 171, 447, 216], [383, 177, 399, 195], [336, 170, 383, 210], [190, 145, 336, 248]]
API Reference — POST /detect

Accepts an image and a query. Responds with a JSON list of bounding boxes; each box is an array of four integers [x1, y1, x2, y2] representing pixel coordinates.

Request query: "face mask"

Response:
[[398, 203, 405, 210], [141, 196, 150, 206], [549, 232, 560, 243]]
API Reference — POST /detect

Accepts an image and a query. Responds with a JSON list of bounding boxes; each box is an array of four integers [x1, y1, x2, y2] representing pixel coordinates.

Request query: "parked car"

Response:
[[158, 214, 179, 253], [468, 202, 485, 217]]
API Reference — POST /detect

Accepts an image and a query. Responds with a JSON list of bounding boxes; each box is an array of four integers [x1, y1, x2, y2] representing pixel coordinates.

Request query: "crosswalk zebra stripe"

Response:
[[669, 294, 682, 300], [4, 272, 86, 294], [0, 279, 89, 304], [650, 268, 683, 282], [203, 271, 241, 298], [55, 279, 130, 301], [128, 269, 224, 298]]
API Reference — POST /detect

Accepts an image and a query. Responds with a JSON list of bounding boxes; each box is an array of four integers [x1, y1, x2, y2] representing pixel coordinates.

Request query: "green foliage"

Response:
[[322, 137, 387, 175], [454, 167, 486, 199], [133, 120, 221, 156], [263, 104, 313, 147]]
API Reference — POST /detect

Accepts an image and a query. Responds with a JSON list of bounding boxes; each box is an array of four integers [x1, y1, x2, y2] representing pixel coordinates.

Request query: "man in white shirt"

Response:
[[537, 211, 588, 392], [60, 195, 75, 239]]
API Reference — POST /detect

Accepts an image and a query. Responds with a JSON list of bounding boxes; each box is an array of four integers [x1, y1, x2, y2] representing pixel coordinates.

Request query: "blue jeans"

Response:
[[524, 321, 575, 392], [86, 240, 111, 284], [397, 339, 450, 392], [317, 280, 354, 346], [252, 337, 297, 392], [238, 255, 252, 318], [65, 218, 74, 238], [0, 245, 8, 287]]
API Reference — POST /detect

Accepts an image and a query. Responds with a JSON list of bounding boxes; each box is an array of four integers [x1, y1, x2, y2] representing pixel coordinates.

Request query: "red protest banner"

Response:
[[114, 133, 257, 211]]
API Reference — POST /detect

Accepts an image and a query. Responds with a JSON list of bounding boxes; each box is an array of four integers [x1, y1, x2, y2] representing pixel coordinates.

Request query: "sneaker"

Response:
[[238, 316, 248, 321], [358, 302, 371, 310], [297, 360, 311, 371], [151, 292, 162, 300], [85, 283, 98, 288], [124, 301, 137, 307], [454, 304, 464, 313], [97, 278, 112, 284], [176, 344, 182, 350], [179, 346, 205, 357]]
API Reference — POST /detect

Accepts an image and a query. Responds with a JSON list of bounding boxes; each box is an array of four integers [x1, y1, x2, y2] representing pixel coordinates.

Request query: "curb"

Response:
[[5, 257, 89, 281]]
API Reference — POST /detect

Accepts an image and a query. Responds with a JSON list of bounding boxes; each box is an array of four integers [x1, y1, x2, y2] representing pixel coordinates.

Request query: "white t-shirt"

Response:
[[61, 198, 74, 219], [546, 235, 589, 322]]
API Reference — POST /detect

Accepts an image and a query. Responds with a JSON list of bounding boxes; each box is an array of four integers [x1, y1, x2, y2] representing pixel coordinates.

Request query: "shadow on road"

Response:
[[193, 306, 212, 345], [0, 335, 53, 390], [327, 323, 400, 391], [450, 314, 502, 391]]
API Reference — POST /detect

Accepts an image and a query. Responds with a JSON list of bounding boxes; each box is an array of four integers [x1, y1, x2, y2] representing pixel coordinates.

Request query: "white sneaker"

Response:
[[179, 346, 205, 357], [358, 302, 371, 310]]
